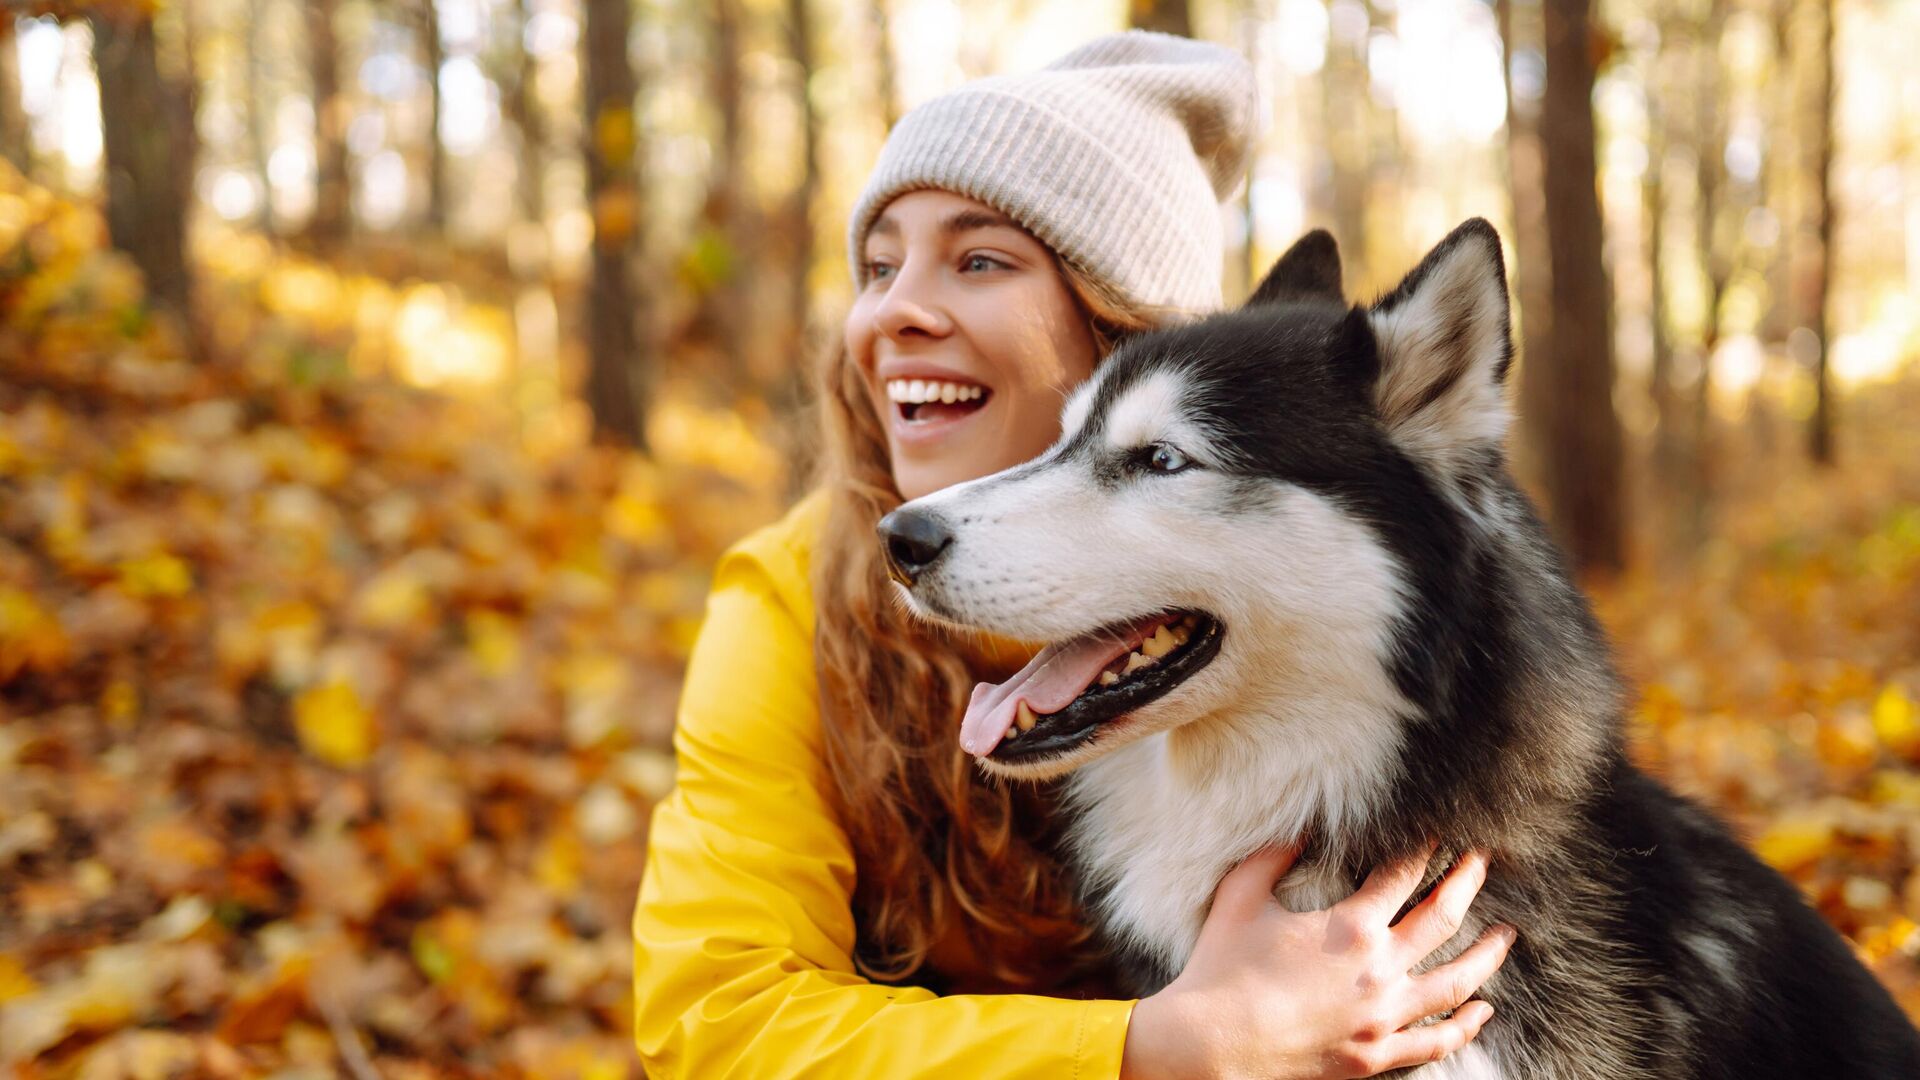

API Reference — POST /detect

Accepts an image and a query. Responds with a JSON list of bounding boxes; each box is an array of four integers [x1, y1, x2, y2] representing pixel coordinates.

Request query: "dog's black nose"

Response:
[[876, 508, 953, 586]]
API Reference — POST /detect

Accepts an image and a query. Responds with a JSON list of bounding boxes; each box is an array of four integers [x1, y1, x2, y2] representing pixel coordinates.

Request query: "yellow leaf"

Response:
[[294, 681, 375, 767], [116, 551, 191, 598], [100, 678, 138, 725], [0, 952, 37, 1004], [466, 610, 521, 676], [0, 585, 71, 679], [1872, 685, 1918, 758], [1754, 816, 1834, 873], [534, 827, 582, 893], [593, 106, 635, 166], [354, 567, 428, 628]]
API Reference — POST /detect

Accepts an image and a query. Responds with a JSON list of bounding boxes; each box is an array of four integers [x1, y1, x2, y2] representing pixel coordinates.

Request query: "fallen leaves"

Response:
[[1, 163, 780, 1076], [1597, 379, 1920, 1018]]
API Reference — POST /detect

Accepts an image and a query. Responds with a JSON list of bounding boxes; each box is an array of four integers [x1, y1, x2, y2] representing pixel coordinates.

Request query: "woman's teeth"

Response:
[[886, 378, 985, 405]]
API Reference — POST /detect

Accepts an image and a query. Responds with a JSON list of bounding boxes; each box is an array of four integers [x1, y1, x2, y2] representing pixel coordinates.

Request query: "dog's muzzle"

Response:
[[876, 507, 953, 587]]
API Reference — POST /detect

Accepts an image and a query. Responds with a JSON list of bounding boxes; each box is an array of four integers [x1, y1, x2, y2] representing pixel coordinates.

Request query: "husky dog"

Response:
[[876, 220, 1920, 1078]]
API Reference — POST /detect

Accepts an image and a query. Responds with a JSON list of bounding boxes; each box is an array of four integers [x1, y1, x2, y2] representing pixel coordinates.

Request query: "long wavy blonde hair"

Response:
[[807, 248, 1173, 989]]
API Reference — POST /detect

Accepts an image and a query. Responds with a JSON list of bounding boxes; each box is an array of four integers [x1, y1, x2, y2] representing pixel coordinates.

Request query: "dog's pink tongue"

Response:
[[959, 618, 1157, 756]]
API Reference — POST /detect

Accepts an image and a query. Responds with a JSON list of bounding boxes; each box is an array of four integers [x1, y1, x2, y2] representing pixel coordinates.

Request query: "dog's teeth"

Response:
[[1169, 624, 1189, 646], [1142, 624, 1176, 659], [1015, 701, 1039, 731], [1097, 670, 1120, 687], [1122, 652, 1154, 675]]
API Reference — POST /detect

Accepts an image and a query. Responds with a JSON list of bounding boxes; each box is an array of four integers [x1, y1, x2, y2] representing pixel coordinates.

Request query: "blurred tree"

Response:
[[1130, 0, 1193, 36], [582, 0, 647, 447], [307, 0, 350, 243], [1321, 0, 1370, 278], [1807, 0, 1836, 464], [417, 0, 448, 232], [1682, 0, 1731, 540], [503, 0, 545, 226], [244, 0, 276, 238], [1537, 0, 1623, 573], [784, 0, 820, 357], [91, 6, 194, 331], [869, 0, 899, 129], [1500, 0, 1556, 491], [686, 0, 752, 385], [1, 19, 29, 174], [1643, 24, 1680, 483]]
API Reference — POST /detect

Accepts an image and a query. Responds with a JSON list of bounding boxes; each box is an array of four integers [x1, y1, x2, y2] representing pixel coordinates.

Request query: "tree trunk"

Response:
[[1645, 101, 1679, 481], [868, 0, 899, 130], [507, 0, 544, 225], [581, 0, 646, 447], [0, 22, 30, 175], [1686, 0, 1730, 540], [420, 0, 447, 231], [1128, 0, 1193, 37], [1497, 0, 1555, 491], [307, 0, 350, 243], [1537, 0, 1623, 574], [245, 0, 275, 237], [1807, 0, 1836, 465], [92, 10, 194, 329], [686, 0, 750, 384], [1640, 18, 1680, 484], [1320, 0, 1370, 280], [785, 0, 819, 356]]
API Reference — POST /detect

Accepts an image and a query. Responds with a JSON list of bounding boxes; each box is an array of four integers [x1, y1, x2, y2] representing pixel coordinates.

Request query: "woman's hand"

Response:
[[1119, 843, 1514, 1080]]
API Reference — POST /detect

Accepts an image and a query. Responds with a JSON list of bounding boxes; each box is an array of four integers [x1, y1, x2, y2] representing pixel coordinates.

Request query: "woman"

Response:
[[633, 31, 1513, 1078]]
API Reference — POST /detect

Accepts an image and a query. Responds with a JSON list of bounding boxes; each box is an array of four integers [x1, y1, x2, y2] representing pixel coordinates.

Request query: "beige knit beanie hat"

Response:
[[847, 30, 1260, 318]]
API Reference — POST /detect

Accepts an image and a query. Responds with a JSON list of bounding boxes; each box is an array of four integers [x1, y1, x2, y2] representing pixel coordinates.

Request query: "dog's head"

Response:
[[880, 219, 1516, 780]]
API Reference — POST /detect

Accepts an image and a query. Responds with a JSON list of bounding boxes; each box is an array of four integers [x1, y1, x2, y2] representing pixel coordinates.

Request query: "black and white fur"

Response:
[[883, 220, 1920, 1078]]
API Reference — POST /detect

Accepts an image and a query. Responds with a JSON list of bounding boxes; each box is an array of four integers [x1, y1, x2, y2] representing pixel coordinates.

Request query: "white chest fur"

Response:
[[1062, 690, 1409, 978]]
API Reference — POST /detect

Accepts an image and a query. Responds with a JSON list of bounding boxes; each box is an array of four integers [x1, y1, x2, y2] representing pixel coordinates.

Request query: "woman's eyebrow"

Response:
[[869, 208, 1022, 242]]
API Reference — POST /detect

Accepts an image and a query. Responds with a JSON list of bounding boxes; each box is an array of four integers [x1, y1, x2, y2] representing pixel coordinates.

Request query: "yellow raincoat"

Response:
[[632, 490, 1137, 1078]]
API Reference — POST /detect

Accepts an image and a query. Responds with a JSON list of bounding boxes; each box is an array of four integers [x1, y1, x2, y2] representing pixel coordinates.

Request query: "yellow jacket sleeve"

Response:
[[632, 498, 1136, 1079]]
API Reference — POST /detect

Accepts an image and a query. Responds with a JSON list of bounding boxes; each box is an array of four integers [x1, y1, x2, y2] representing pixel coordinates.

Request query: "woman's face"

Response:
[[845, 189, 1099, 501]]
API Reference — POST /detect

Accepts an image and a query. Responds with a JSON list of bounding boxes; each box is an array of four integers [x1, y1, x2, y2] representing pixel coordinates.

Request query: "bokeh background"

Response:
[[1, 0, 1917, 1075]]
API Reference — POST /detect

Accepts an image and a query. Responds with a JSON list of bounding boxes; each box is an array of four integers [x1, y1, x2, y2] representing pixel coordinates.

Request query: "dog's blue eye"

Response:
[[1147, 444, 1191, 473]]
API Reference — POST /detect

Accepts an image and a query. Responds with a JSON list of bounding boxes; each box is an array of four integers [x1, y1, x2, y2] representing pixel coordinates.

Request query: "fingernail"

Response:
[[1495, 923, 1518, 943]]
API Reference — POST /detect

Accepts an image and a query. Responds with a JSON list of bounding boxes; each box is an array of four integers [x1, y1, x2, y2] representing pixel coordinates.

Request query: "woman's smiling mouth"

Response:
[[885, 377, 993, 443]]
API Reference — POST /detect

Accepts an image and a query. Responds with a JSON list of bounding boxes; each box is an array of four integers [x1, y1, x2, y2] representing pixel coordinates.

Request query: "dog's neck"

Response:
[[1062, 634, 1414, 980], [1063, 613, 1613, 986]]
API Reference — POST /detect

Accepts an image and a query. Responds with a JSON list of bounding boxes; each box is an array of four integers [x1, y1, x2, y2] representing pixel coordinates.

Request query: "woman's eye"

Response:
[[963, 254, 1007, 273], [1147, 444, 1192, 473], [865, 261, 896, 282]]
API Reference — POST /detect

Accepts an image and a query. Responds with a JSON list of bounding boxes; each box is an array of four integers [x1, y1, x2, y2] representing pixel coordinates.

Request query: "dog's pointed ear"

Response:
[[1246, 229, 1342, 308], [1366, 218, 1513, 470]]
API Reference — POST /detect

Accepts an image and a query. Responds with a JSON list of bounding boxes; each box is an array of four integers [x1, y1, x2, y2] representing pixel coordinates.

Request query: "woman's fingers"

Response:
[[1393, 850, 1491, 958], [1403, 923, 1516, 1024], [1211, 842, 1303, 919], [1376, 1001, 1495, 1071], [1346, 839, 1439, 917]]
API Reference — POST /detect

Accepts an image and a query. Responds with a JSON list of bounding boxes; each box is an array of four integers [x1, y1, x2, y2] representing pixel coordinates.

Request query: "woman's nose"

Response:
[[872, 262, 953, 341]]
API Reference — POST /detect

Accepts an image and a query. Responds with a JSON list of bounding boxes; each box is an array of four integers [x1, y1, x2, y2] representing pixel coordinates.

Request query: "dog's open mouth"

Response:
[[960, 611, 1224, 762]]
